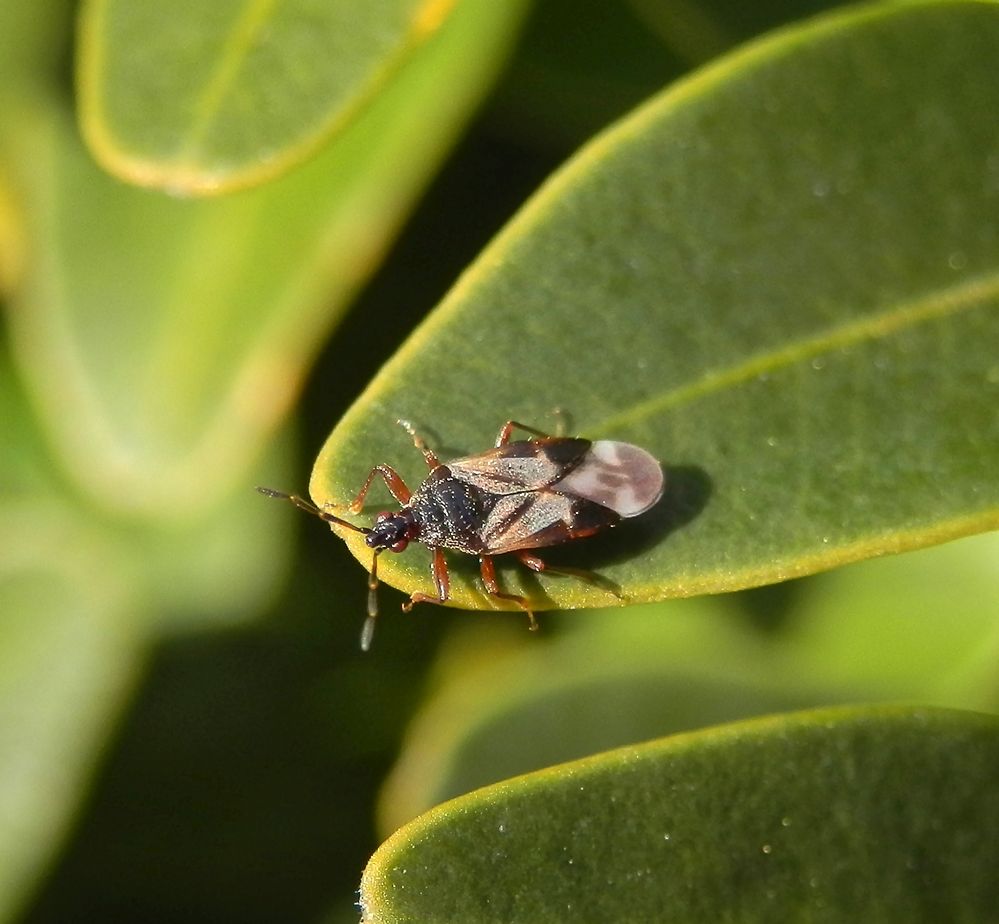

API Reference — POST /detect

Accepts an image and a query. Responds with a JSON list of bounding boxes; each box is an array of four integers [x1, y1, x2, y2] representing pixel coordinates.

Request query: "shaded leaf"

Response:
[[0, 503, 144, 923], [375, 597, 843, 834], [312, 0, 999, 613], [78, 0, 466, 193], [625, 0, 843, 65], [0, 331, 296, 914], [377, 531, 999, 832], [362, 705, 999, 923]]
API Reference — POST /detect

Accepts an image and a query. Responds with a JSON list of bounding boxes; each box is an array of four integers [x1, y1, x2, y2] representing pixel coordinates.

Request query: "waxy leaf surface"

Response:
[[313, 0, 999, 613], [362, 706, 999, 923]]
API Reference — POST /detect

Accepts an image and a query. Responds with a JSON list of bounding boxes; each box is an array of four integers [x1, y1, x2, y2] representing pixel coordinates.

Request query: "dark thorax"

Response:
[[407, 465, 498, 554]]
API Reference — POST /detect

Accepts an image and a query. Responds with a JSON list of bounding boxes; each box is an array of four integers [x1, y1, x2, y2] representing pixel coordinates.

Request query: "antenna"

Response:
[[258, 486, 380, 652], [256, 487, 369, 534], [359, 550, 381, 652]]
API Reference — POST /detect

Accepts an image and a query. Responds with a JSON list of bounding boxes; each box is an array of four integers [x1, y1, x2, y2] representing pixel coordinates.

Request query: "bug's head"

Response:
[[365, 509, 418, 553]]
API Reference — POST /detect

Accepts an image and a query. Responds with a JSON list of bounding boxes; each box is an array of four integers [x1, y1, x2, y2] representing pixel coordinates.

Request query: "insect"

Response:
[[259, 419, 664, 650]]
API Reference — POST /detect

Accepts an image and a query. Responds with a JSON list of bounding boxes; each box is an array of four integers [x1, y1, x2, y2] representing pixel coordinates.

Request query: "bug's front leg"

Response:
[[402, 547, 450, 612], [348, 464, 412, 513], [479, 556, 539, 631], [397, 419, 442, 470]]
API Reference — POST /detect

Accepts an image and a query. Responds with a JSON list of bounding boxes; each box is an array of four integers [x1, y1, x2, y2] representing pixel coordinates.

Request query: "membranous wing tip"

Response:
[[552, 440, 664, 517]]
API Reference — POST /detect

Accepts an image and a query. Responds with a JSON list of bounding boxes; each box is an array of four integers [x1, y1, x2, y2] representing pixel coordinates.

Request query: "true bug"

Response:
[[260, 419, 664, 650]]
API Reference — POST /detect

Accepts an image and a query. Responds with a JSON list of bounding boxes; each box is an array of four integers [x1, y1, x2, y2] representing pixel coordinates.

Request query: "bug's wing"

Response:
[[478, 490, 620, 553], [447, 438, 591, 495], [551, 441, 664, 518]]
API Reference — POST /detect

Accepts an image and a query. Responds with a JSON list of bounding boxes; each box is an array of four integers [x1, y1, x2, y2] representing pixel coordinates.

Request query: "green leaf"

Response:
[[784, 530, 999, 707], [78, 0, 472, 193], [0, 505, 144, 922], [0, 178, 21, 295], [377, 532, 999, 834], [311, 0, 999, 613], [0, 333, 292, 913], [361, 705, 999, 923], [1, 0, 527, 515], [375, 597, 842, 835]]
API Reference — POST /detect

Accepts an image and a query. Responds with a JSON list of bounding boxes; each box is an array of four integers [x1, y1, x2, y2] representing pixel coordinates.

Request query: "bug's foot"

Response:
[[402, 592, 445, 613], [483, 588, 538, 631]]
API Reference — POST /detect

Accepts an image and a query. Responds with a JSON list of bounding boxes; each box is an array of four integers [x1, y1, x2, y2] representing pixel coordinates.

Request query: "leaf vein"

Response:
[[178, 0, 279, 163], [597, 271, 999, 434]]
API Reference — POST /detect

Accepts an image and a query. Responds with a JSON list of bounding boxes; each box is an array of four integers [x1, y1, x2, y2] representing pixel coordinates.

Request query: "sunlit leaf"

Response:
[[78, 0, 467, 193], [312, 0, 999, 614], [362, 705, 999, 923]]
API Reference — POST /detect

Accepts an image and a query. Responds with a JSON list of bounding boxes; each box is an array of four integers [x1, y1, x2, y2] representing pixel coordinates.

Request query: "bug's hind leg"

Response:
[[494, 409, 570, 446], [514, 551, 623, 600], [494, 420, 552, 447], [479, 556, 539, 631]]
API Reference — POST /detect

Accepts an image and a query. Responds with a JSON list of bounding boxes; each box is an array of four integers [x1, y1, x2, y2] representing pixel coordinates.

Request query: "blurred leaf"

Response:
[[487, 0, 691, 152], [378, 531, 999, 832], [78, 0, 466, 193], [0, 1, 71, 109], [312, 0, 999, 612], [0, 505, 145, 923], [0, 331, 293, 914], [488, 0, 844, 156], [362, 705, 999, 923], [129, 434, 299, 630], [0, 0, 528, 517], [785, 530, 999, 708], [625, 0, 843, 65], [0, 179, 22, 294], [376, 597, 850, 834]]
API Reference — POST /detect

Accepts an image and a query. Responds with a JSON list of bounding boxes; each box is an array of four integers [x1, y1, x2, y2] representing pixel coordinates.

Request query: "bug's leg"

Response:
[[495, 409, 571, 445], [402, 547, 451, 612], [514, 551, 623, 599], [479, 556, 539, 631], [347, 465, 412, 513], [397, 419, 442, 470], [494, 420, 553, 447]]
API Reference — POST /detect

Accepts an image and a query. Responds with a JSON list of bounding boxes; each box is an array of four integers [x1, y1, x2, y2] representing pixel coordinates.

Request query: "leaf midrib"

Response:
[[176, 0, 279, 163], [595, 270, 999, 434]]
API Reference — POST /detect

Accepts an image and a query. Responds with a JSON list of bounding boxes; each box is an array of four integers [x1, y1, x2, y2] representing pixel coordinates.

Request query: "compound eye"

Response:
[[375, 511, 392, 523], [390, 538, 409, 553]]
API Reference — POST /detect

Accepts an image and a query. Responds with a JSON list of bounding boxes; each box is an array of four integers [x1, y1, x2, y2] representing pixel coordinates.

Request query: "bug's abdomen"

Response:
[[409, 468, 490, 553]]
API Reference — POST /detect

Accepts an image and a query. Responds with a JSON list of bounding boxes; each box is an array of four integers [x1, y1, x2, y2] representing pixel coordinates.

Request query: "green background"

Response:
[[1, 1, 997, 922]]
